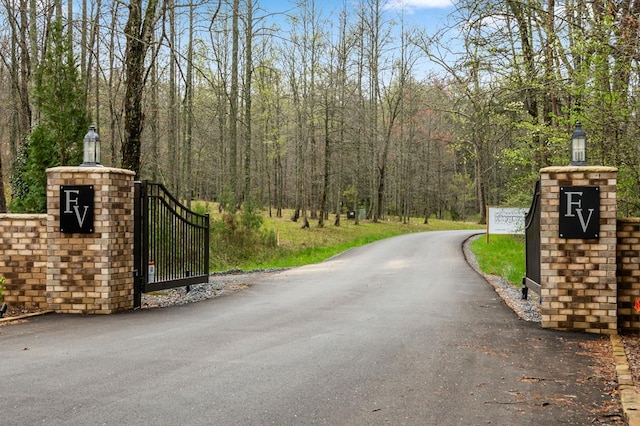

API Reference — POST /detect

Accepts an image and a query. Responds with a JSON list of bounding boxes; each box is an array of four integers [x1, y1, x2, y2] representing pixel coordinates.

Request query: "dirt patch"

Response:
[[622, 334, 640, 391], [0, 304, 50, 325], [222, 283, 250, 292]]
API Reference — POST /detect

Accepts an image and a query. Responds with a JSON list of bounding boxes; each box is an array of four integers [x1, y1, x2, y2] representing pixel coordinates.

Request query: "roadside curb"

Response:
[[0, 310, 54, 323], [611, 334, 640, 426]]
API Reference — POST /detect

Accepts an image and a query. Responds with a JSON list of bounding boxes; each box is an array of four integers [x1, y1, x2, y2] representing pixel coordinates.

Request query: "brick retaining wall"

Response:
[[0, 214, 48, 309], [617, 218, 640, 334]]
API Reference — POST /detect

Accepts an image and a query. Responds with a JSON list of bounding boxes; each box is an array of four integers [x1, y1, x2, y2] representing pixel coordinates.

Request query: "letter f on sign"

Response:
[[564, 191, 582, 217], [64, 189, 80, 213]]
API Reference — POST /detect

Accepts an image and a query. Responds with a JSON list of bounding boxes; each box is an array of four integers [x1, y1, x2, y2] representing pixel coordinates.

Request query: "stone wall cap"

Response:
[[618, 217, 640, 223], [540, 166, 618, 173], [46, 166, 136, 176], [0, 213, 47, 219]]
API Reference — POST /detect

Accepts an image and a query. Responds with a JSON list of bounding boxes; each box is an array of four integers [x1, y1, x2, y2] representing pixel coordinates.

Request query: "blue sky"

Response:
[[261, 0, 456, 35], [385, 0, 456, 38], [385, 0, 455, 12], [238, 0, 460, 78]]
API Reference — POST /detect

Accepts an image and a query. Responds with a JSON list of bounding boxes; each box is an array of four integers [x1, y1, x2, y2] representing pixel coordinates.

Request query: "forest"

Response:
[[1, 0, 639, 224]]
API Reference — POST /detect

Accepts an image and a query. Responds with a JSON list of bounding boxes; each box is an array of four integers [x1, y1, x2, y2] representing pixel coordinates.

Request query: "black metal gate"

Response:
[[523, 180, 541, 298], [134, 181, 210, 308]]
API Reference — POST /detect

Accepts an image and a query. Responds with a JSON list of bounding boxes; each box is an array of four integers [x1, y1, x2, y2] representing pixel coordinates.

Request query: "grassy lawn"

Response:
[[470, 234, 525, 286]]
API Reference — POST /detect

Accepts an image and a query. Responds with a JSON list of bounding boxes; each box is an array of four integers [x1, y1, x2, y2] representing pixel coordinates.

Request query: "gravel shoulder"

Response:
[[462, 235, 542, 323], [140, 268, 286, 309]]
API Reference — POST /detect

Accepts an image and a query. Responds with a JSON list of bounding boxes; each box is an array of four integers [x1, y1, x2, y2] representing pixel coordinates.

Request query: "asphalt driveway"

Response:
[[0, 230, 622, 425]]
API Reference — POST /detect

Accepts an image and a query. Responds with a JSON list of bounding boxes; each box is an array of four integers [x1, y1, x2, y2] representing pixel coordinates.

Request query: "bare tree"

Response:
[[229, 0, 240, 209], [121, 0, 159, 176], [242, 0, 253, 203], [183, 0, 194, 203]]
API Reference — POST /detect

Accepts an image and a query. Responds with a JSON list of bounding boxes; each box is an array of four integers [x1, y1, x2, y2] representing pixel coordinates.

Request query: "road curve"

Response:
[[0, 230, 620, 425]]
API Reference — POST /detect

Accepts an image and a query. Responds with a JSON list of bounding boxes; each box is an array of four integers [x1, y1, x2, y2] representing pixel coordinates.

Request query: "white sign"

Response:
[[488, 207, 528, 235]]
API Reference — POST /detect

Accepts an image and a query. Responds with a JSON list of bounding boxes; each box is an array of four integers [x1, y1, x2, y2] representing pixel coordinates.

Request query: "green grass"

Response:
[[470, 234, 525, 286]]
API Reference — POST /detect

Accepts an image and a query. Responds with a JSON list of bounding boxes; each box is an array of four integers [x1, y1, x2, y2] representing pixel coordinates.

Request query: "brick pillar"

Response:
[[46, 167, 135, 314], [616, 218, 640, 334], [540, 166, 618, 334]]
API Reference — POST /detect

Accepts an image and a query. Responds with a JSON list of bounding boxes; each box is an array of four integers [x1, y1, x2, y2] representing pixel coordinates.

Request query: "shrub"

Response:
[[10, 21, 88, 213], [210, 203, 277, 270]]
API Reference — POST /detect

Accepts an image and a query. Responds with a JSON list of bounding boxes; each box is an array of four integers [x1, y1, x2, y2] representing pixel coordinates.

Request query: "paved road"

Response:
[[1, 230, 620, 425]]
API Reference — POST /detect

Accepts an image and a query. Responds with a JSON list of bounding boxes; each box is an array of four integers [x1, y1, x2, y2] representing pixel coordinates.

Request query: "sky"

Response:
[[385, 0, 456, 32], [386, 0, 455, 11], [263, 0, 457, 34], [258, 0, 459, 77]]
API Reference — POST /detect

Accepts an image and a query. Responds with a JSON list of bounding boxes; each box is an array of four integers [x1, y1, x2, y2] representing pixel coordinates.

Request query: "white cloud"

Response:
[[386, 0, 455, 10]]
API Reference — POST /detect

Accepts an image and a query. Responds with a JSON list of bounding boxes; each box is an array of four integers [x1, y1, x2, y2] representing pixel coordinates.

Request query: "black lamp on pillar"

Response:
[[81, 125, 102, 167], [570, 121, 587, 166]]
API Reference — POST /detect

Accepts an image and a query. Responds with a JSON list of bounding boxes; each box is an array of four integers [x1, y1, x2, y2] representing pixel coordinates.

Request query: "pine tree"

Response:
[[11, 22, 89, 213]]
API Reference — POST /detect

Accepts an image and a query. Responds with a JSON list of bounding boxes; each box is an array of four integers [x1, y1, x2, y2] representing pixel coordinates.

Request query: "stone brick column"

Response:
[[617, 218, 640, 334], [540, 166, 618, 334], [46, 167, 135, 314]]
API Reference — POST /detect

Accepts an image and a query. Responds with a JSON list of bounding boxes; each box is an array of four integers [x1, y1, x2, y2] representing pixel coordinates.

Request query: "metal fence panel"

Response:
[[134, 181, 209, 307]]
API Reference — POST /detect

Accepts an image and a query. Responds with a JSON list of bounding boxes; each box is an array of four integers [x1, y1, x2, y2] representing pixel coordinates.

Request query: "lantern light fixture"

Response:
[[81, 125, 102, 167], [570, 121, 587, 166]]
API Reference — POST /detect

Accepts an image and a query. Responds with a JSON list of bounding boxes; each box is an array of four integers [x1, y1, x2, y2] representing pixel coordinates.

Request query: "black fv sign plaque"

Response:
[[559, 186, 599, 239], [60, 185, 94, 234]]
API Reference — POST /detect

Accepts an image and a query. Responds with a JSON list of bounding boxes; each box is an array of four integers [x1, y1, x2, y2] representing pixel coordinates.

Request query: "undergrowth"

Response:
[[209, 202, 278, 270]]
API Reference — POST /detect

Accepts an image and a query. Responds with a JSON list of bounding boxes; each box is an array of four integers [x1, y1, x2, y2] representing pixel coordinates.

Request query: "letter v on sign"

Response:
[[575, 208, 595, 233]]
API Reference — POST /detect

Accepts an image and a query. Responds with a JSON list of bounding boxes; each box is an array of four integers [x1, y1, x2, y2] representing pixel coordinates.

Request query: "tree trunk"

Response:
[[167, 0, 178, 193], [230, 0, 240, 209], [107, 2, 119, 166], [243, 0, 253, 203], [18, 0, 32, 140], [149, 29, 159, 181], [122, 0, 159, 176], [319, 100, 330, 228], [0, 126, 6, 211], [183, 2, 194, 203]]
